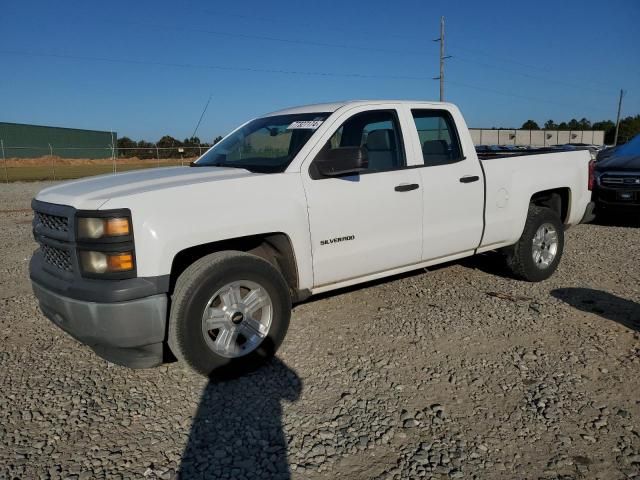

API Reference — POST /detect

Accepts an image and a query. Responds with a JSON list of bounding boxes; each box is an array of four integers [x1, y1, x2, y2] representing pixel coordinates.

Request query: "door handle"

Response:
[[394, 183, 420, 192], [459, 175, 480, 183]]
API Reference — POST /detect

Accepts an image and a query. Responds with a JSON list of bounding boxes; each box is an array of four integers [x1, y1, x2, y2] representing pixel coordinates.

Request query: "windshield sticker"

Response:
[[287, 120, 324, 130]]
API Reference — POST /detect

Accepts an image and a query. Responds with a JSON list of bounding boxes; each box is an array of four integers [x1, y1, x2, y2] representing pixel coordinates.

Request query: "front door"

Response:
[[302, 108, 423, 287]]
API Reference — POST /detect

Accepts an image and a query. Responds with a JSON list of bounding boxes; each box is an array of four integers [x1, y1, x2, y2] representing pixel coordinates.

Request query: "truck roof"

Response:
[[265, 100, 454, 116]]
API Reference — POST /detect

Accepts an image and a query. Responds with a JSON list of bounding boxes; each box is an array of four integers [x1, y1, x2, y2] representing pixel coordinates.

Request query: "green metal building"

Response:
[[0, 122, 116, 159]]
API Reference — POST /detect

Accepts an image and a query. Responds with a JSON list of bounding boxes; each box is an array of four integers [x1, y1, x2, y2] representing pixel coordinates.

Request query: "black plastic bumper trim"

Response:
[[580, 201, 596, 224], [32, 282, 167, 369]]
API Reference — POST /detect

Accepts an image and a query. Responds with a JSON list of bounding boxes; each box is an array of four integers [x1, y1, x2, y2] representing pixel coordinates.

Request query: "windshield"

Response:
[[194, 112, 330, 173]]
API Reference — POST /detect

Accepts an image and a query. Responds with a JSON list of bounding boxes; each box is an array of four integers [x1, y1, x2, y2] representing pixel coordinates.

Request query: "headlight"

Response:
[[76, 210, 135, 278], [79, 251, 135, 273], [77, 217, 131, 239]]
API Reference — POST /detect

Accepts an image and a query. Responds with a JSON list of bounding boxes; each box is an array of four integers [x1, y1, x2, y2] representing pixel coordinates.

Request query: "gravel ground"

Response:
[[1, 181, 639, 480]]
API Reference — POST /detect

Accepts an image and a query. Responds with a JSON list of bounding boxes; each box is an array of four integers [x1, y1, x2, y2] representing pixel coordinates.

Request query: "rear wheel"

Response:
[[504, 206, 564, 282], [168, 251, 291, 378]]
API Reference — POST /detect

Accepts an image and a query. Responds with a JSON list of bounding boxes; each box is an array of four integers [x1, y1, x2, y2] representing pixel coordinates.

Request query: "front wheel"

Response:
[[168, 251, 291, 378], [503, 206, 564, 282]]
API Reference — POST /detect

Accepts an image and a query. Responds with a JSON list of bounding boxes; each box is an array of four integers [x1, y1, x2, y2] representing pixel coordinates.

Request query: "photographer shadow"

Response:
[[551, 287, 640, 332], [179, 358, 302, 479]]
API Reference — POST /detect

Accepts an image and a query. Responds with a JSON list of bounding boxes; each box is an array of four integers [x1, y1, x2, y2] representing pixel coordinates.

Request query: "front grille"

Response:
[[601, 174, 640, 188], [35, 212, 69, 232], [41, 244, 73, 272], [32, 202, 77, 275]]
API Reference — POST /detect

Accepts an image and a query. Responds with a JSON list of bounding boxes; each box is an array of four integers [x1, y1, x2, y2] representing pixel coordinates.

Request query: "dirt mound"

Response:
[[4, 156, 197, 167]]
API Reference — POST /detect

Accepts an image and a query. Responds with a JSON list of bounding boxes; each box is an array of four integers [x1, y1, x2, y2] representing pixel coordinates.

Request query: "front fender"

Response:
[[100, 173, 314, 290]]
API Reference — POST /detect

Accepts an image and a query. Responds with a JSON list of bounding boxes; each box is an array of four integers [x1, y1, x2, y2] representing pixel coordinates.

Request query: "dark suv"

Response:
[[593, 135, 640, 215]]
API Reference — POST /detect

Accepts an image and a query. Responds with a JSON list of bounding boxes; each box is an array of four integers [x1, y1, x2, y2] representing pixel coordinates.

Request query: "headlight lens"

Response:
[[80, 251, 134, 273], [78, 217, 131, 239], [76, 211, 134, 277]]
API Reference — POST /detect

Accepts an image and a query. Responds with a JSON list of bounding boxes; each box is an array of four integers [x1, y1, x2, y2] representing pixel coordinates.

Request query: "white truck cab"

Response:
[[30, 100, 595, 377]]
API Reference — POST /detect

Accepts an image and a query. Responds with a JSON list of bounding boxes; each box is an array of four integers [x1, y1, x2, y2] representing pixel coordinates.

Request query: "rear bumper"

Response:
[[32, 282, 167, 368]]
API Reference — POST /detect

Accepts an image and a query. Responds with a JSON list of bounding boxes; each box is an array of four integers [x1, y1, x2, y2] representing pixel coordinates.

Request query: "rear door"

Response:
[[405, 107, 485, 261], [301, 106, 424, 287]]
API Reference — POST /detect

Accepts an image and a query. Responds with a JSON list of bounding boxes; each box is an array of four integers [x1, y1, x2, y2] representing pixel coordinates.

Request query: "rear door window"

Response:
[[411, 110, 463, 166]]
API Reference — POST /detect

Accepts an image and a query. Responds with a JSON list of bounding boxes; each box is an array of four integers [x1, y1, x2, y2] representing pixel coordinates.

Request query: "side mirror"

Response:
[[315, 146, 368, 177]]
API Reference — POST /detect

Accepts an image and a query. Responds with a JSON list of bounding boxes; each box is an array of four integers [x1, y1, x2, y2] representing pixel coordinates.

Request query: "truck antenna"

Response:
[[191, 94, 213, 142]]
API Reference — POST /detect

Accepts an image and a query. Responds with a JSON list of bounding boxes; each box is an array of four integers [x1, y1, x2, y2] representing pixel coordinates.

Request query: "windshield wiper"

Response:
[[191, 162, 233, 168], [191, 162, 262, 172]]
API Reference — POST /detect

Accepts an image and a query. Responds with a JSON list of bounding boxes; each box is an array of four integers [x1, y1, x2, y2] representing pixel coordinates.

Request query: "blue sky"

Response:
[[1, 0, 638, 142]]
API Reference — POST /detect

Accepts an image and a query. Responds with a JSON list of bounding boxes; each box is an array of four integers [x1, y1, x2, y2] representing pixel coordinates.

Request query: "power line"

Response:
[[449, 43, 636, 89], [448, 43, 552, 73], [32, 4, 618, 98], [123, 21, 428, 57], [0, 49, 596, 111], [121, 20, 615, 97], [449, 54, 614, 95], [200, 9, 424, 42], [200, 9, 620, 91], [0, 49, 430, 81], [444, 79, 589, 110]]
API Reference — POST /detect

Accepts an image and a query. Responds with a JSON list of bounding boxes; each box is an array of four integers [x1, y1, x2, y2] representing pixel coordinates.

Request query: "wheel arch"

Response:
[[529, 187, 571, 224], [169, 232, 301, 299]]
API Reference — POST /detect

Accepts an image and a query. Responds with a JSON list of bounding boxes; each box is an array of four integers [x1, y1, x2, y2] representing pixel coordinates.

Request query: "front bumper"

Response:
[[596, 199, 640, 212], [593, 186, 640, 212], [32, 281, 168, 368]]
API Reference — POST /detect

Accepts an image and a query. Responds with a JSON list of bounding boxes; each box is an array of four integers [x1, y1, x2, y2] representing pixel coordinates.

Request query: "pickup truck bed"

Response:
[[478, 149, 593, 251], [476, 146, 593, 160]]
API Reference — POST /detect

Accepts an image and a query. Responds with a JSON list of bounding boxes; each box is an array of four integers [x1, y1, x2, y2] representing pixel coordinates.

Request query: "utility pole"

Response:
[[613, 89, 625, 145], [433, 16, 451, 101]]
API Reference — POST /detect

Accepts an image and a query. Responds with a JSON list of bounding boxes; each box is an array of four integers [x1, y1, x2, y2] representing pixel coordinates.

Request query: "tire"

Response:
[[168, 251, 291, 378], [504, 206, 564, 282]]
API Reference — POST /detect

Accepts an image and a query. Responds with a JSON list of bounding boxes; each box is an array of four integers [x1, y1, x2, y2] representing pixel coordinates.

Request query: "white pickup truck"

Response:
[[30, 100, 595, 377]]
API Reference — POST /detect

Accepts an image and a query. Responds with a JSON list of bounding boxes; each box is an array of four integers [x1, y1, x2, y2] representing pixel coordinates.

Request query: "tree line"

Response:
[[116, 135, 223, 158], [520, 115, 640, 144]]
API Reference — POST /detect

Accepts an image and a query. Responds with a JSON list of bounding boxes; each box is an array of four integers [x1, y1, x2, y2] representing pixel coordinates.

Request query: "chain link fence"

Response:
[[0, 142, 207, 183]]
